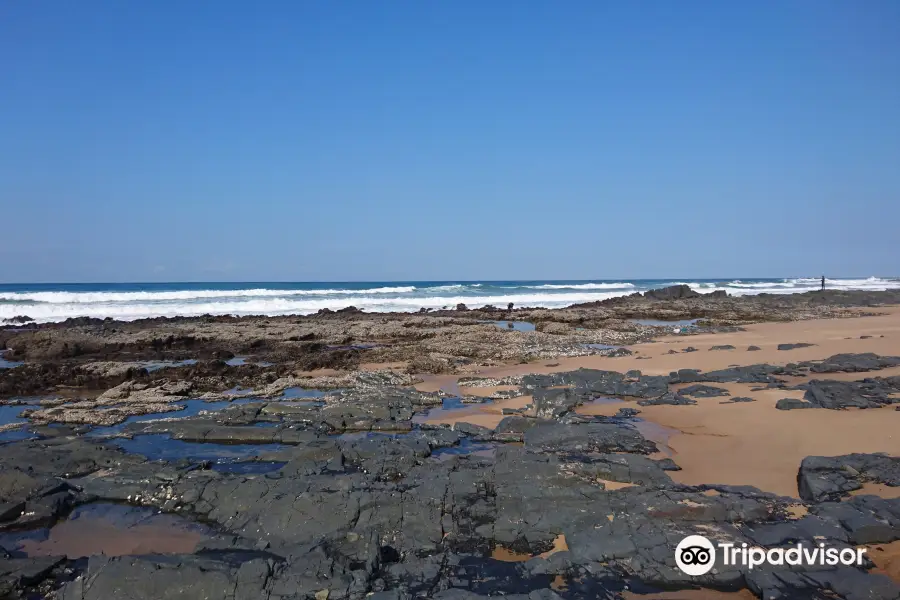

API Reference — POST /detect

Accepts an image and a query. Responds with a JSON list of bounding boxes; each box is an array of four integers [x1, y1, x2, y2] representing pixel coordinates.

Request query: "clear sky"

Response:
[[2, 1, 898, 283]]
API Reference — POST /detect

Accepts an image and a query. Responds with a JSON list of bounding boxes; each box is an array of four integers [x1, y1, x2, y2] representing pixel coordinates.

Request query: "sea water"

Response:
[[1, 278, 898, 323]]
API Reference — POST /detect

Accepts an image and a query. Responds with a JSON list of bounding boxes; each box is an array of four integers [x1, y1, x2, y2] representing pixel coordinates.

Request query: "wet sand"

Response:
[[413, 310, 900, 498]]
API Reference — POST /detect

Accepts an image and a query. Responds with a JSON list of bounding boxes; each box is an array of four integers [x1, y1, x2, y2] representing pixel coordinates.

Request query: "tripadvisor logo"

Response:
[[675, 534, 867, 576]]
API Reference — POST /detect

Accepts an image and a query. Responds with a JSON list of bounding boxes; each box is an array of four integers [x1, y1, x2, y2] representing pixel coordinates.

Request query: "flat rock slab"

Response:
[[523, 422, 657, 454], [677, 384, 731, 398], [778, 343, 816, 351], [798, 454, 900, 502]]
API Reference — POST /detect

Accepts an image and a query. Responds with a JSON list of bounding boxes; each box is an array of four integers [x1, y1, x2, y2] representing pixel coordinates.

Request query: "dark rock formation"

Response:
[[642, 285, 700, 301], [776, 398, 817, 410], [778, 343, 815, 351], [637, 392, 696, 406], [677, 384, 731, 398], [720, 396, 755, 404], [799, 378, 900, 409], [806, 353, 900, 374], [798, 454, 900, 502]]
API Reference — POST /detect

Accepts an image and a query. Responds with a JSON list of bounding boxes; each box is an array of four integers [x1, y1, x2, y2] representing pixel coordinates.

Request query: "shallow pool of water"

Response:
[[225, 357, 274, 367], [142, 359, 198, 372], [110, 434, 287, 462], [0, 353, 23, 369], [0, 503, 211, 558], [210, 461, 286, 474], [632, 419, 679, 457], [484, 320, 536, 332], [88, 398, 260, 437], [412, 398, 494, 424], [631, 318, 699, 328], [282, 387, 329, 399], [431, 438, 498, 461], [0, 404, 39, 428]]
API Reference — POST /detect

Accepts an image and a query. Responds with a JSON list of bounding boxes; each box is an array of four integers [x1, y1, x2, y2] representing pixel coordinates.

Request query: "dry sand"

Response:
[[870, 541, 900, 582], [414, 310, 900, 498]]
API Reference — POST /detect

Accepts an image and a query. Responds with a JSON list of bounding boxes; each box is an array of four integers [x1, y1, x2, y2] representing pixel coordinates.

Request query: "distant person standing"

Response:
[[821, 275, 825, 291]]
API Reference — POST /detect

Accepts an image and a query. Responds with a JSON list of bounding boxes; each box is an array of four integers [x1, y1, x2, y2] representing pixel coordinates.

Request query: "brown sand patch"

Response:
[[870, 540, 900, 583], [540, 534, 569, 558], [491, 534, 568, 563], [598, 479, 637, 491], [849, 483, 900, 499], [576, 397, 630, 417], [414, 374, 459, 394], [787, 504, 808, 518], [490, 546, 532, 562], [636, 387, 900, 497]]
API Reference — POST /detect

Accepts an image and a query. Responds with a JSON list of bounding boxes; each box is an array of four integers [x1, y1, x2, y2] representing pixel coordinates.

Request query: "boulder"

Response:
[[643, 285, 700, 301]]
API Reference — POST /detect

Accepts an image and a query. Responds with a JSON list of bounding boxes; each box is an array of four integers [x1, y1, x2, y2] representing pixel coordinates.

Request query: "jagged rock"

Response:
[[775, 398, 816, 410], [801, 379, 900, 409], [643, 285, 700, 301], [524, 422, 656, 454], [709, 345, 736, 351], [798, 454, 900, 502], [530, 388, 577, 419], [805, 353, 900, 374], [522, 369, 668, 399], [615, 408, 640, 418], [677, 384, 730, 398], [638, 392, 696, 406], [495, 416, 539, 434]]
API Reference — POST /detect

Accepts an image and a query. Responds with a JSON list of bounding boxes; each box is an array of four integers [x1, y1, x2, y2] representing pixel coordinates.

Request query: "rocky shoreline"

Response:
[[2, 287, 900, 599]]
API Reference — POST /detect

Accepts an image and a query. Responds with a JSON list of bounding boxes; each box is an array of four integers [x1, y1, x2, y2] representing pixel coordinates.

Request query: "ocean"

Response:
[[1, 277, 898, 324]]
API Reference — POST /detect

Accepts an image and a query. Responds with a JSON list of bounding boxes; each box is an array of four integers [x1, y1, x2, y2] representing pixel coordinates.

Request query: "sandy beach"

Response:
[[414, 308, 900, 498]]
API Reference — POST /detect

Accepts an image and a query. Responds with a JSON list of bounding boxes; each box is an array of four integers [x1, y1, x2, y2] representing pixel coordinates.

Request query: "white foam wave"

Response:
[[3, 277, 898, 323], [0, 291, 627, 323], [524, 283, 635, 290]]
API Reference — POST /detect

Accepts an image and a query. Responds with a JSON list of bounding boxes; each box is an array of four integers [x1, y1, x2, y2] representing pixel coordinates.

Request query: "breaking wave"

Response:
[[1, 277, 898, 323]]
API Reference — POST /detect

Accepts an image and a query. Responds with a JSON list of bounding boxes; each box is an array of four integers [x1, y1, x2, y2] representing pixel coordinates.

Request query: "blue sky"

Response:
[[1, 1, 898, 282]]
